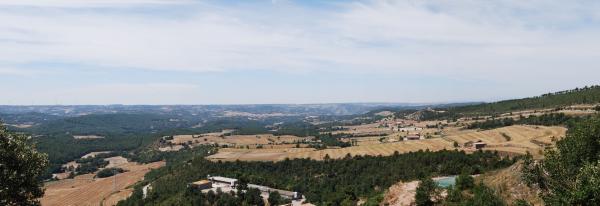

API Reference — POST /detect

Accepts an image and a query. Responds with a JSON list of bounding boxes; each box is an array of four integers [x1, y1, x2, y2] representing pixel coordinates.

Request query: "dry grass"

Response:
[[81, 151, 111, 159], [206, 125, 566, 161], [73, 135, 105, 139], [382, 180, 420, 206], [330, 123, 393, 136], [445, 125, 566, 158], [104, 156, 129, 168], [477, 161, 544, 205], [170, 133, 312, 146], [41, 161, 165, 206], [207, 148, 315, 161]]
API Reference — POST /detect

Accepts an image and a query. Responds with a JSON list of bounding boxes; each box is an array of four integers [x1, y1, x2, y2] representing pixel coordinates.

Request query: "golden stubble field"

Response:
[[41, 160, 165, 206], [169, 133, 313, 146], [206, 125, 566, 161]]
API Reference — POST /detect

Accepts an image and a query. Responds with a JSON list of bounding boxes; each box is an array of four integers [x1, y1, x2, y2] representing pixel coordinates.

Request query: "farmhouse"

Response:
[[404, 134, 421, 141], [473, 142, 487, 149], [208, 176, 237, 187], [248, 184, 303, 200], [196, 175, 304, 201]]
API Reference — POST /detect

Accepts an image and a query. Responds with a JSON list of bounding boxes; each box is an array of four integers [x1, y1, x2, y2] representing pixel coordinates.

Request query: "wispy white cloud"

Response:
[[0, 0, 191, 8], [47, 83, 201, 105], [0, 0, 599, 104], [0, 67, 43, 76]]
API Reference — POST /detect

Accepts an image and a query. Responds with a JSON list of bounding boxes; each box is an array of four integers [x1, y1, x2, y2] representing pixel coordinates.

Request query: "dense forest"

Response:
[[117, 148, 513, 206], [20, 114, 178, 179], [3, 112, 320, 179], [418, 85, 600, 120], [466, 113, 587, 130]]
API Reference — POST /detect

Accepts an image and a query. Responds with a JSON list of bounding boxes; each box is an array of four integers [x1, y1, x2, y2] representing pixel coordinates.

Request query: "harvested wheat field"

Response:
[[170, 133, 312, 146], [330, 123, 393, 136], [41, 161, 165, 206], [206, 125, 566, 161], [207, 148, 315, 161], [287, 138, 454, 160], [445, 125, 566, 158], [104, 156, 129, 168]]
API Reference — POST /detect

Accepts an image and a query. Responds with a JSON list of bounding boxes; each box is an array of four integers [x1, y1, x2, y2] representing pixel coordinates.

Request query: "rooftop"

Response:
[[192, 180, 211, 185]]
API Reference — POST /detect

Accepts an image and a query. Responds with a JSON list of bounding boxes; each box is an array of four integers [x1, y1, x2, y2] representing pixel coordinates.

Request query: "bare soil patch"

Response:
[[41, 161, 165, 206], [73, 135, 105, 139]]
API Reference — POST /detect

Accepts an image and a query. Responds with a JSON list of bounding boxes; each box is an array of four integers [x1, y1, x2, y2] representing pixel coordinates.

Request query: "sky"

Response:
[[1, 0, 599, 105]]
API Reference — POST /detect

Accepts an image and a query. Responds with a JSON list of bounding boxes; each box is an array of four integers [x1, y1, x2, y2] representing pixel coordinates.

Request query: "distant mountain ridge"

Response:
[[0, 103, 447, 117]]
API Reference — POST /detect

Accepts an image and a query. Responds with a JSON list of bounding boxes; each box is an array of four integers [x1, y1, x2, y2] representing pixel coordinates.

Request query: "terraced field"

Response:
[[287, 138, 453, 160], [207, 148, 315, 161], [170, 133, 312, 146], [206, 125, 566, 161]]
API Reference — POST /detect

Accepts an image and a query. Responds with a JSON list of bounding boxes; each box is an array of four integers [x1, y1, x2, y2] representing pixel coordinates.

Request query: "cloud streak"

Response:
[[0, 0, 191, 8], [1, 0, 599, 104]]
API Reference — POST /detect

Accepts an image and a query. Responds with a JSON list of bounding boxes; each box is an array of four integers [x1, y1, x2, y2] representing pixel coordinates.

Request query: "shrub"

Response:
[[455, 172, 475, 190], [95, 168, 124, 178], [415, 177, 438, 206], [501, 132, 511, 141]]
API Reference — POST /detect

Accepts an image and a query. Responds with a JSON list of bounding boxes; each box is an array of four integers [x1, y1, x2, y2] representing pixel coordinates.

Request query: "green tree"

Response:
[[445, 186, 463, 203], [415, 177, 438, 206], [244, 188, 264, 206], [466, 183, 505, 206], [455, 171, 475, 190], [513, 199, 531, 206], [236, 176, 249, 191], [0, 125, 49, 206], [267, 191, 282, 206], [522, 117, 600, 205]]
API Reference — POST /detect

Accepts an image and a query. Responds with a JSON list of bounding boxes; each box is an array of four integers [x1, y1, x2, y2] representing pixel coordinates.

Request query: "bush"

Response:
[[95, 168, 124, 178], [446, 186, 463, 203], [456, 172, 475, 190], [501, 132, 511, 141], [513, 199, 531, 206], [268, 191, 283, 206], [415, 177, 438, 206]]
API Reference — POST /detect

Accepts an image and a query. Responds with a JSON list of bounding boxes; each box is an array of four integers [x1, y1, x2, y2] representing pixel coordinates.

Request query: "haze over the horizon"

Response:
[[1, 0, 599, 105]]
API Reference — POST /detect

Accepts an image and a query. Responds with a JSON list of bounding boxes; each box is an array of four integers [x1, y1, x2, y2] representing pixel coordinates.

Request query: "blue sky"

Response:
[[1, 0, 599, 105]]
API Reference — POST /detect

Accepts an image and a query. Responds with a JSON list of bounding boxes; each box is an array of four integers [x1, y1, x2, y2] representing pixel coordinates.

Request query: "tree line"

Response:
[[117, 148, 514, 206], [466, 113, 586, 130]]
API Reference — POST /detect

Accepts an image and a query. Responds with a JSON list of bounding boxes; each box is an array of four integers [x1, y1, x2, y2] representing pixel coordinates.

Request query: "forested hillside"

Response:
[[10, 112, 319, 179], [118, 148, 513, 206], [450, 85, 600, 115], [415, 85, 600, 120]]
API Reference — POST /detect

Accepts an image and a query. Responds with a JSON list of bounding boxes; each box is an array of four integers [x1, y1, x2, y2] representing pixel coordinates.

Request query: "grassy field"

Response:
[[41, 161, 165, 206], [206, 125, 566, 161]]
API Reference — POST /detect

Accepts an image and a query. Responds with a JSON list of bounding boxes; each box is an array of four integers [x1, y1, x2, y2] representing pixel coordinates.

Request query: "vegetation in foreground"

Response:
[[523, 116, 600, 205], [0, 125, 48, 206]]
